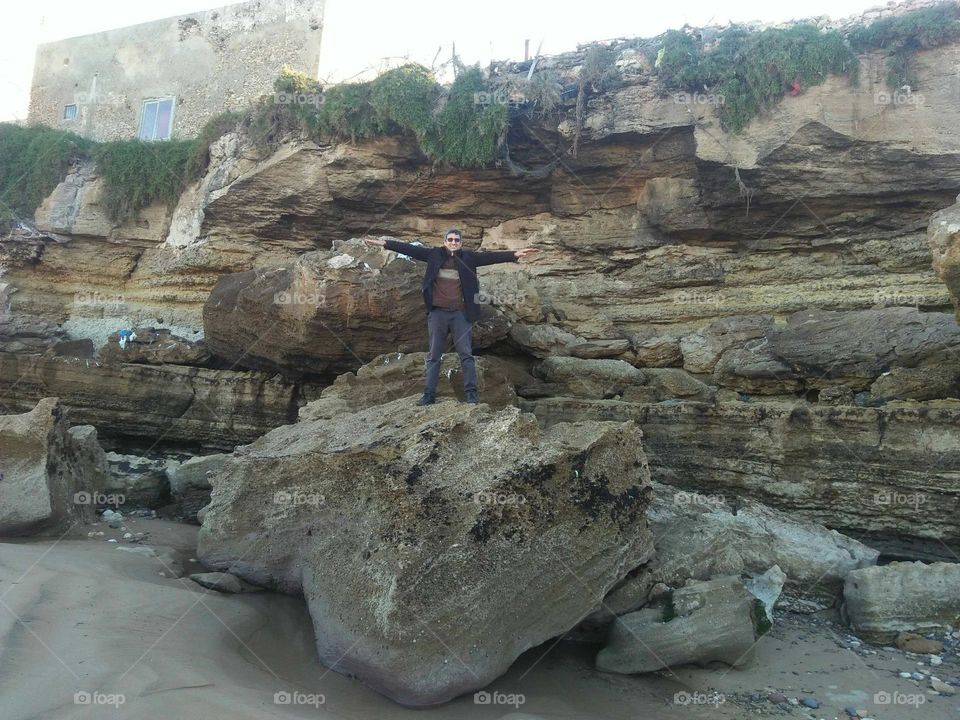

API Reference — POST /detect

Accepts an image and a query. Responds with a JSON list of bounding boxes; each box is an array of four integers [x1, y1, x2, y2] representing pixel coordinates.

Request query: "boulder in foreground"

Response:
[[198, 398, 653, 705], [843, 561, 960, 642], [0, 398, 104, 535]]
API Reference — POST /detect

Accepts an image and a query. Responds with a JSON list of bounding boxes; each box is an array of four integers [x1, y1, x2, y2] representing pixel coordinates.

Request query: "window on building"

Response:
[[63, 104, 77, 120], [138, 97, 175, 141]]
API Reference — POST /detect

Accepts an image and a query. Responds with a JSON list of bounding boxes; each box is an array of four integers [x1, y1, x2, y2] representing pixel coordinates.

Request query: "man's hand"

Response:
[[364, 237, 387, 247], [514, 248, 538, 259]]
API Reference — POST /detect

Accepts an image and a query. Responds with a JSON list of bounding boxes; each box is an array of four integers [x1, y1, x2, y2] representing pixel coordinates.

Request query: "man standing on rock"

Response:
[[364, 229, 537, 405]]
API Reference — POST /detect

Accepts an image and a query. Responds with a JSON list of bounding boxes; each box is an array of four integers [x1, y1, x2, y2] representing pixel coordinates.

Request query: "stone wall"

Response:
[[27, 0, 324, 141]]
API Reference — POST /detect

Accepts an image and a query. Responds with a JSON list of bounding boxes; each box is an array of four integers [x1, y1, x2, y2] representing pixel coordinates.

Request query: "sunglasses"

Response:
[[445, 236, 462, 242]]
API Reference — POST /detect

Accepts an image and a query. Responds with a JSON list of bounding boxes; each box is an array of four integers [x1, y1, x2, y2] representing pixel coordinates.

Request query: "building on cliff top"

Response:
[[27, 0, 325, 142]]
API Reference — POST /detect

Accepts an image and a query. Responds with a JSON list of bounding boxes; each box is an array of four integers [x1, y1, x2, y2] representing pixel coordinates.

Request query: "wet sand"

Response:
[[0, 518, 957, 720]]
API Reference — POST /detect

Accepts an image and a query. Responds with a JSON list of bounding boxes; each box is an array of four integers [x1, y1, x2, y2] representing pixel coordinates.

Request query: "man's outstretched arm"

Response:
[[364, 237, 432, 262], [472, 247, 538, 267]]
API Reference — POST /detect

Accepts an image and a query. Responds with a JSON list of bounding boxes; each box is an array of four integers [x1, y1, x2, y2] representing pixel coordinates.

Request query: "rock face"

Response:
[[198, 398, 653, 705], [646, 482, 878, 598], [0, 398, 104, 535], [843, 562, 960, 642], [0, 352, 301, 450], [521, 397, 960, 558], [596, 576, 766, 674], [167, 453, 229, 522], [103, 452, 175, 509], [929, 200, 960, 321]]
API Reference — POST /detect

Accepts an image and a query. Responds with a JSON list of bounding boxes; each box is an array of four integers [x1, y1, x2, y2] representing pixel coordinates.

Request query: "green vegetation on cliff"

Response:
[[0, 124, 91, 222], [848, 3, 960, 89], [247, 64, 510, 168], [653, 2, 960, 132], [654, 24, 857, 133], [3, 3, 958, 223]]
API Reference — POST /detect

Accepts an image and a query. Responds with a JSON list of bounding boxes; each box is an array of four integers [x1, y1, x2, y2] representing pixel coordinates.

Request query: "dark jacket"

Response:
[[383, 239, 518, 322]]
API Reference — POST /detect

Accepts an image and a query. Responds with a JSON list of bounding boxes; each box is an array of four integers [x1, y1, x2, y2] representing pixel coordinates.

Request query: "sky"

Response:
[[1, 0, 881, 122]]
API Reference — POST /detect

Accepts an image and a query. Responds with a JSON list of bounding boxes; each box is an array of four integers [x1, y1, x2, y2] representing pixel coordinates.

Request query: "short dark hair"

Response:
[[443, 227, 462, 239]]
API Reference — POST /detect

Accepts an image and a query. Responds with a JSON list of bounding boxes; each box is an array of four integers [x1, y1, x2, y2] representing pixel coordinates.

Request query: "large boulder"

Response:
[[203, 238, 511, 379], [685, 309, 960, 395], [680, 316, 774, 374], [596, 575, 767, 674], [0, 398, 104, 535], [99, 328, 211, 366], [767, 308, 960, 388], [103, 452, 177, 509], [298, 351, 525, 421], [168, 453, 230, 522], [843, 561, 960, 642], [198, 398, 653, 705], [646, 482, 878, 598], [533, 356, 646, 399]]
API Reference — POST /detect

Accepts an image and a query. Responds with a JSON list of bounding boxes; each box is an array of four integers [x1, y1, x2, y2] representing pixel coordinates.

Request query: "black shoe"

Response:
[[465, 391, 479, 404], [416, 393, 436, 406]]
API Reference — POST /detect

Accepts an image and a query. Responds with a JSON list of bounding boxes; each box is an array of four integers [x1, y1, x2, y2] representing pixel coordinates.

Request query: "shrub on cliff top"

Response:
[[93, 139, 197, 222], [654, 3, 960, 132], [655, 24, 856, 133], [848, 3, 960, 89], [421, 67, 509, 167], [0, 124, 92, 222]]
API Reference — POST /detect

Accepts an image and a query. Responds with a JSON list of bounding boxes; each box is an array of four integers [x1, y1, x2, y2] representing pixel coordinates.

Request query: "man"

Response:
[[364, 229, 537, 405]]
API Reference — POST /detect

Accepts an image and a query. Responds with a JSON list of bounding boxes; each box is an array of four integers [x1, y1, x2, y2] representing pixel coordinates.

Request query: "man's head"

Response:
[[443, 227, 462, 251]]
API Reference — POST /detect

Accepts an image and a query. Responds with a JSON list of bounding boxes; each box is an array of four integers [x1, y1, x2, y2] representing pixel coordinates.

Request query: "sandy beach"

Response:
[[1, 518, 957, 720]]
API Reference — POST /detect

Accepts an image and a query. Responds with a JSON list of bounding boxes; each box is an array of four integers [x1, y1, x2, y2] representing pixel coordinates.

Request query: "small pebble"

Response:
[[911, 671, 925, 681], [899, 671, 913, 678], [122, 532, 132, 539], [768, 692, 787, 704], [800, 696, 820, 709], [107, 539, 117, 543], [844, 707, 858, 717], [788, 697, 800, 706], [930, 655, 943, 666]]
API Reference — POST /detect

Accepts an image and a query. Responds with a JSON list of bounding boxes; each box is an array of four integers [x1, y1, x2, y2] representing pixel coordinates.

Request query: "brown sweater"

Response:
[[431, 253, 465, 310]]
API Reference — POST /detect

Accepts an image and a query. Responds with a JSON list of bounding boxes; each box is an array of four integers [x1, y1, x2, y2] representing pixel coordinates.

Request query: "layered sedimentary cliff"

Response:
[[2, 13, 960, 558]]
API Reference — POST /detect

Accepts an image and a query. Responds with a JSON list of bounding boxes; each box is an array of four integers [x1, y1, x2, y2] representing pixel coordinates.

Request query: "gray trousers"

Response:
[[425, 308, 477, 395]]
